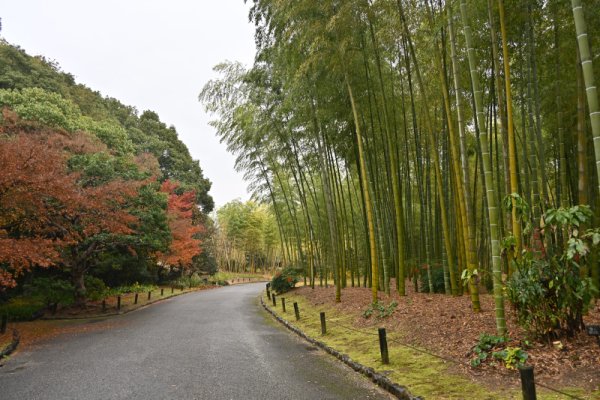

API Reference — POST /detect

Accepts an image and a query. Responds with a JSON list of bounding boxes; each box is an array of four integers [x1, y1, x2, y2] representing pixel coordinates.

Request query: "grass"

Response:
[[267, 291, 597, 400]]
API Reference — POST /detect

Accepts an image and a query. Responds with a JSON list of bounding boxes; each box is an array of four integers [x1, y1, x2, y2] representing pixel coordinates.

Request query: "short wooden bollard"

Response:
[[378, 328, 389, 364], [519, 365, 537, 400], [171, 287, 174, 294], [134, 293, 139, 305], [293, 302, 300, 321], [266, 288, 271, 300], [148, 291, 152, 300], [1, 314, 7, 334], [281, 297, 286, 312], [272, 295, 277, 307], [161, 288, 164, 296], [117, 296, 121, 311], [320, 312, 326, 335], [102, 300, 106, 312]]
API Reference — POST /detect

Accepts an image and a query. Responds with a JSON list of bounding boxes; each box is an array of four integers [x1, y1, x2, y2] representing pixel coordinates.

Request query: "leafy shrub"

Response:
[[24, 277, 74, 306], [84, 276, 108, 301], [419, 265, 445, 293], [270, 267, 300, 294], [470, 333, 506, 367], [0, 297, 46, 321], [362, 300, 398, 319], [505, 205, 598, 338], [106, 283, 158, 296], [492, 347, 528, 370]]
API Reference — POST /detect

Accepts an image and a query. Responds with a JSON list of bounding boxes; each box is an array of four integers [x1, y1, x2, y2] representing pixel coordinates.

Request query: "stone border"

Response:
[[0, 329, 20, 359], [260, 296, 422, 400]]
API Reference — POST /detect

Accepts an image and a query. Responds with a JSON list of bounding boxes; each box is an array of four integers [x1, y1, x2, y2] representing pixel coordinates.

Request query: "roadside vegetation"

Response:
[[0, 39, 217, 319], [204, 0, 600, 395]]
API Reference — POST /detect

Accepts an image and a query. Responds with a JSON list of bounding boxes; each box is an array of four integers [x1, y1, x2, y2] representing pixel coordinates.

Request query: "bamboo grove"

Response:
[[201, 0, 600, 336]]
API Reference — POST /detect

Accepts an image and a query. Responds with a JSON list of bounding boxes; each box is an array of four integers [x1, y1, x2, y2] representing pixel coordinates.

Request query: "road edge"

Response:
[[0, 329, 20, 360], [260, 295, 422, 400]]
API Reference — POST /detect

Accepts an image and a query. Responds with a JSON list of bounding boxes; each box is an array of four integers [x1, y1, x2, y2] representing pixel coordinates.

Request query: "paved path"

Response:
[[0, 283, 390, 399]]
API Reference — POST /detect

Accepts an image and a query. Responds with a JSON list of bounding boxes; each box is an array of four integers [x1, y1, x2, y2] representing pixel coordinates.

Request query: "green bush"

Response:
[[362, 300, 398, 319], [419, 265, 445, 293], [0, 297, 46, 321], [24, 277, 74, 306], [270, 267, 300, 294], [505, 204, 598, 339], [84, 276, 108, 301]]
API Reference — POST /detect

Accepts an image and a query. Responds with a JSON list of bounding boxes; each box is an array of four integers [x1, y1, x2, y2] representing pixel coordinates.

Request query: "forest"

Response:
[[202, 0, 600, 342], [0, 38, 216, 309]]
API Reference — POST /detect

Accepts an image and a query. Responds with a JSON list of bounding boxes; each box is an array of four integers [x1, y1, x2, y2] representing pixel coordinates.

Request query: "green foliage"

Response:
[[106, 283, 158, 296], [83, 276, 108, 301], [270, 267, 300, 294], [491, 347, 528, 370], [362, 300, 398, 319], [23, 277, 74, 306], [0, 296, 46, 321], [506, 205, 599, 338], [418, 266, 445, 293], [470, 334, 506, 367]]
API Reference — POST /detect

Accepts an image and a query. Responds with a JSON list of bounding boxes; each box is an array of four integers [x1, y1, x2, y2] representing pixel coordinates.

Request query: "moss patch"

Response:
[[267, 291, 596, 400]]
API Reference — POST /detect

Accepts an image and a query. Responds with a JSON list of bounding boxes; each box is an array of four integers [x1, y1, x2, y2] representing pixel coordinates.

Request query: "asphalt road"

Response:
[[0, 283, 390, 400]]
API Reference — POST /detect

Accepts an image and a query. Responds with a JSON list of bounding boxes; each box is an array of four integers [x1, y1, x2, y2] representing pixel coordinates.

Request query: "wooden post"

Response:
[[320, 312, 326, 335], [378, 328, 389, 364], [117, 296, 121, 311], [102, 300, 106, 312], [272, 295, 277, 307], [266, 288, 271, 299], [293, 302, 300, 321], [519, 366, 537, 400], [161, 288, 164, 296], [171, 286, 174, 294], [281, 297, 286, 312], [134, 293, 139, 304], [1, 314, 7, 334], [148, 291, 152, 300]]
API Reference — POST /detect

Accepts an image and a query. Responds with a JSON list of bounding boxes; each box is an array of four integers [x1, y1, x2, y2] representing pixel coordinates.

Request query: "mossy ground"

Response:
[[267, 291, 597, 400]]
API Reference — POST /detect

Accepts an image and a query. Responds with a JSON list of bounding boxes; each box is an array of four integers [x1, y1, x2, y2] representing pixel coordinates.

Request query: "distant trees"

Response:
[[0, 40, 211, 303], [213, 200, 280, 274]]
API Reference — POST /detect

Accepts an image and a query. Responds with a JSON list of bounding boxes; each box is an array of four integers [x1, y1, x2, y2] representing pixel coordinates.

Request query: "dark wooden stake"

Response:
[[378, 328, 389, 364], [117, 296, 121, 311], [293, 302, 300, 321], [148, 291, 152, 300], [134, 293, 139, 304], [161, 288, 164, 296], [266, 288, 271, 299], [519, 365, 537, 400], [281, 297, 286, 312], [1, 314, 7, 334], [320, 312, 326, 335], [171, 287, 174, 294], [102, 300, 106, 312], [272, 294, 277, 306]]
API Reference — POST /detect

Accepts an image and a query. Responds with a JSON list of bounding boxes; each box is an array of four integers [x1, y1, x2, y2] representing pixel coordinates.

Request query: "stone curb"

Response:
[[260, 296, 422, 400], [0, 329, 20, 359]]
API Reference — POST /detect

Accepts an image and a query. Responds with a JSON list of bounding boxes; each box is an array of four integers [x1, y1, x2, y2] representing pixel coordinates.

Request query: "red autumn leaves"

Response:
[[0, 118, 202, 289], [158, 180, 203, 268]]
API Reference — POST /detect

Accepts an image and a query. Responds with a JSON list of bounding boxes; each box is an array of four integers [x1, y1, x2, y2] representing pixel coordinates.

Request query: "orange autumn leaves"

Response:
[[0, 116, 203, 288], [158, 180, 203, 268]]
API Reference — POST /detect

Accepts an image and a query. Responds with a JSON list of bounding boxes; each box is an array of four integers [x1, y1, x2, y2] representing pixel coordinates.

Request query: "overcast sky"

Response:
[[0, 0, 255, 208]]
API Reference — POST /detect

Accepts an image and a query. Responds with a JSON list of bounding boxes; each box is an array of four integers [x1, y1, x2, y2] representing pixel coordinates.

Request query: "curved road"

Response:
[[0, 283, 390, 399]]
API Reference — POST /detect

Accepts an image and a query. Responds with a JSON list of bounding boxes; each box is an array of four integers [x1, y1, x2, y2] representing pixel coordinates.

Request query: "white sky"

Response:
[[0, 0, 255, 209]]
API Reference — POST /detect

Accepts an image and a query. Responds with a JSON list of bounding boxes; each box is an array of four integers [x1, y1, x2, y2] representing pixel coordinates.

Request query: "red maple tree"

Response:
[[0, 123, 141, 298], [158, 180, 203, 270]]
